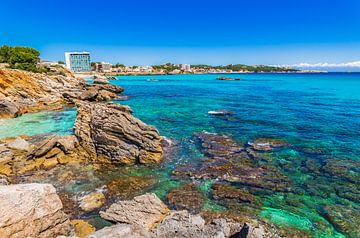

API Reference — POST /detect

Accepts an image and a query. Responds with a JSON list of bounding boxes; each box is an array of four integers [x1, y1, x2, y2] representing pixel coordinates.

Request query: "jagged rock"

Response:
[[79, 191, 106, 212], [86, 224, 151, 238], [0, 175, 9, 185], [7, 137, 30, 151], [74, 102, 164, 165], [0, 183, 72, 238], [248, 138, 288, 151], [100, 193, 169, 231], [93, 75, 109, 85], [0, 99, 21, 118], [28, 135, 77, 159], [152, 210, 242, 238], [166, 183, 205, 213]]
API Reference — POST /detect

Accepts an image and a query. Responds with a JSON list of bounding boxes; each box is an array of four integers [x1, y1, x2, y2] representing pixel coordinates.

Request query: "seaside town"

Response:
[[36, 51, 323, 76]]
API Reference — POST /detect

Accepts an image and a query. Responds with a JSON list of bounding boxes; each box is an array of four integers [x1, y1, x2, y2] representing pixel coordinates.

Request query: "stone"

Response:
[[28, 135, 78, 159], [74, 102, 164, 165], [7, 137, 30, 151], [166, 183, 205, 213], [93, 75, 109, 84], [0, 183, 72, 238], [86, 224, 151, 238], [0, 99, 21, 118], [152, 210, 242, 238], [71, 220, 96, 238], [100, 193, 169, 230], [0, 174, 9, 185], [79, 192, 106, 212]]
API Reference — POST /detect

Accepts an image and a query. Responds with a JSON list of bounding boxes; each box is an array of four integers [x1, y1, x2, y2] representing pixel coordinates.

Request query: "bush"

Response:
[[0, 45, 40, 72]]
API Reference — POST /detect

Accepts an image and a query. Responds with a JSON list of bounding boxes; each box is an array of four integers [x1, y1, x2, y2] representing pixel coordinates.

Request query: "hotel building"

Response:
[[65, 52, 91, 72]]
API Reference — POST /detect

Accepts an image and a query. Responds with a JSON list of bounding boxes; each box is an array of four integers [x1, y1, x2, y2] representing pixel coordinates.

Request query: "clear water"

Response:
[[0, 107, 76, 138], [1, 73, 360, 237]]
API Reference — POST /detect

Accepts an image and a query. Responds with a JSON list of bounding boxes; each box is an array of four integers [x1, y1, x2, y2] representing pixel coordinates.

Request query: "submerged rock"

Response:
[[100, 193, 170, 231], [74, 102, 164, 165], [106, 175, 156, 199], [71, 220, 96, 238], [0, 183, 72, 238], [86, 224, 151, 238], [79, 191, 106, 212], [322, 204, 360, 238], [166, 183, 205, 213], [211, 183, 258, 205]]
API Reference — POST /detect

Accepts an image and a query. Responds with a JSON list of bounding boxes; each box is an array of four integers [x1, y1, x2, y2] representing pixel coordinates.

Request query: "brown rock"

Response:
[[211, 183, 258, 204], [74, 102, 164, 165], [86, 224, 151, 238], [0, 183, 72, 238], [100, 193, 169, 231]]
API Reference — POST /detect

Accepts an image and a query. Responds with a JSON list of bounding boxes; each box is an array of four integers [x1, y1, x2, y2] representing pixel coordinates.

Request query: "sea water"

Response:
[[1, 73, 360, 237]]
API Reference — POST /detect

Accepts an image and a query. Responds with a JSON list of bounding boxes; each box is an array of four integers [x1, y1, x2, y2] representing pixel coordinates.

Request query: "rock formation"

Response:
[[100, 193, 170, 230], [0, 68, 124, 119], [74, 102, 164, 165], [0, 183, 72, 238]]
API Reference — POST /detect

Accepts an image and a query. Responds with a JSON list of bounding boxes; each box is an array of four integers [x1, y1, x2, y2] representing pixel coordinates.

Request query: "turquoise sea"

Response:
[[1, 73, 360, 237]]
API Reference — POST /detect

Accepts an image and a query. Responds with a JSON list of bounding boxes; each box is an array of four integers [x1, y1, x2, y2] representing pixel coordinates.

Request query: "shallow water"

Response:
[[2, 73, 360, 237]]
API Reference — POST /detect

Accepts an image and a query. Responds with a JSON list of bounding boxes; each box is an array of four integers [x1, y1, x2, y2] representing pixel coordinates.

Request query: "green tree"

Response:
[[0, 45, 11, 63]]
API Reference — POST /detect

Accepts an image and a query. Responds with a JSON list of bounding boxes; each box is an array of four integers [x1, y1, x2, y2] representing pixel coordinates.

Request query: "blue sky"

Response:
[[1, 0, 360, 69]]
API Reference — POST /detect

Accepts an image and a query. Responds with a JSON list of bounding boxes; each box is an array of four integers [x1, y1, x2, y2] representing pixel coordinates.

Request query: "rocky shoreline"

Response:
[[2, 69, 355, 237]]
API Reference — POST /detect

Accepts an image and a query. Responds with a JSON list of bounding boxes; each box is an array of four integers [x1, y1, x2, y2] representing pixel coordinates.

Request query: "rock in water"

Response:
[[7, 137, 30, 151], [86, 224, 151, 238], [74, 102, 164, 165], [0, 183, 72, 238], [100, 193, 169, 230]]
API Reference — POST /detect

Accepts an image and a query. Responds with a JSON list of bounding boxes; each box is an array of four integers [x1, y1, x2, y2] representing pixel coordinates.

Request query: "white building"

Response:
[[181, 64, 191, 71], [65, 52, 91, 72]]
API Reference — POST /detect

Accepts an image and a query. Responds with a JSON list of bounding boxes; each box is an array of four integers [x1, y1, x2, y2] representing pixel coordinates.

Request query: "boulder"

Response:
[[0, 183, 72, 238], [0, 99, 21, 118], [7, 137, 30, 151], [28, 135, 77, 159], [71, 220, 96, 238], [74, 102, 164, 165], [152, 210, 242, 238], [86, 224, 151, 238], [100, 193, 169, 230]]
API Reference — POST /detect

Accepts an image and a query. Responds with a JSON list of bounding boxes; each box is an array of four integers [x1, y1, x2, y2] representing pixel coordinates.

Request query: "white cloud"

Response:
[[275, 61, 360, 68]]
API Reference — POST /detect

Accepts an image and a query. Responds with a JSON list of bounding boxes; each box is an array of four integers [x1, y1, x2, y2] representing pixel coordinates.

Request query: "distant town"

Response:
[[60, 52, 323, 75]]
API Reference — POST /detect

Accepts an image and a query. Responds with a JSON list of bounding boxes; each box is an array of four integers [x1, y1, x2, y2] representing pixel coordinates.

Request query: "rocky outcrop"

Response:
[[86, 224, 151, 238], [74, 102, 164, 165], [100, 193, 169, 230], [0, 183, 72, 238], [0, 68, 124, 119]]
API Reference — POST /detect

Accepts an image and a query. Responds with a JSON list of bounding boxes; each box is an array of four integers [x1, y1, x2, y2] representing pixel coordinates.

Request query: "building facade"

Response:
[[65, 52, 91, 72], [181, 64, 191, 71], [93, 62, 112, 73]]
